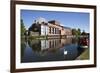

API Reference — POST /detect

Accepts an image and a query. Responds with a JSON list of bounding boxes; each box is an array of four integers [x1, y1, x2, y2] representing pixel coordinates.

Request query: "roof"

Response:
[[35, 17, 47, 24], [63, 26, 71, 30], [48, 20, 60, 26]]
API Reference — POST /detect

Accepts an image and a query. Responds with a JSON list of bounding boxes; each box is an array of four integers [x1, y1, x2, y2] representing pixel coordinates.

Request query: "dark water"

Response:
[[21, 37, 89, 63]]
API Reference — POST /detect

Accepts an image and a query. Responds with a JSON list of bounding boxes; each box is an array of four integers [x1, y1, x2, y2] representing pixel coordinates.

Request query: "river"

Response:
[[21, 37, 89, 63]]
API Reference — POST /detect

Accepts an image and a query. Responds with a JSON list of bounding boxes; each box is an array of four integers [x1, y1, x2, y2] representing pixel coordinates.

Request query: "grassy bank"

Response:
[[28, 36, 48, 40], [77, 48, 89, 60]]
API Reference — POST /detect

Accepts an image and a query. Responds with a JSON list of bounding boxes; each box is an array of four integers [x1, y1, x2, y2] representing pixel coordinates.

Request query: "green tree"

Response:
[[72, 29, 77, 35], [21, 19, 26, 36], [77, 28, 81, 35], [72, 28, 81, 36], [81, 30, 86, 35]]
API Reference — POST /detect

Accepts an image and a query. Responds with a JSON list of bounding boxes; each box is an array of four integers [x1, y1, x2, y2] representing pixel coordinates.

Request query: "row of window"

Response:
[[49, 27, 61, 34], [41, 25, 61, 35]]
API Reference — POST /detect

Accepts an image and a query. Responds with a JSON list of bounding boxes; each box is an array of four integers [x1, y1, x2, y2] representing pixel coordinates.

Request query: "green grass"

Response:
[[77, 48, 89, 60]]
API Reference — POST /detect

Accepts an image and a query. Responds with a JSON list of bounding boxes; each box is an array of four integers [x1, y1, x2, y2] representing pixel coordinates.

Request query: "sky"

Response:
[[21, 10, 90, 33]]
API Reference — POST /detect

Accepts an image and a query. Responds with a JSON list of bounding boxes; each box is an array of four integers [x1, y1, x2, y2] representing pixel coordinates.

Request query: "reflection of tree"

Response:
[[28, 40, 41, 52], [31, 43, 41, 52], [72, 37, 78, 44], [21, 40, 26, 59]]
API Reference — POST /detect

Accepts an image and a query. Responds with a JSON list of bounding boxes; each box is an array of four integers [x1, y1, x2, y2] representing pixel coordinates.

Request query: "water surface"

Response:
[[21, 37, 89, 63]]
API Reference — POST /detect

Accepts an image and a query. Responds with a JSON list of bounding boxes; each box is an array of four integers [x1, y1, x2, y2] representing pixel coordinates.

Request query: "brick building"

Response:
[[28, 17, 72, 37]]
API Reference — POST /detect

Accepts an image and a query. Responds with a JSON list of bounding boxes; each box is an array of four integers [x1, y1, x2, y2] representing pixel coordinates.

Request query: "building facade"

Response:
[[28, 17, 72, 37]]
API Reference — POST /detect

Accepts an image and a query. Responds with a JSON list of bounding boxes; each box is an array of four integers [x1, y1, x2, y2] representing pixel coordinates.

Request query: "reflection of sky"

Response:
[[21, 10, 90, 33]]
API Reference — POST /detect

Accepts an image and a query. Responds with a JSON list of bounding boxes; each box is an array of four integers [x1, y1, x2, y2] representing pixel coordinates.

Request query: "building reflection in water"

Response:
[[28, 38, 72, 53], [21, 37, 89, 63]]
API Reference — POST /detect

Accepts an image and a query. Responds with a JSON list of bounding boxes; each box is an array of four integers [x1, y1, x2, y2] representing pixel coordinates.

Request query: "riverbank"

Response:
[[21, 35, 89, 40], [76, 48, 89, 60]]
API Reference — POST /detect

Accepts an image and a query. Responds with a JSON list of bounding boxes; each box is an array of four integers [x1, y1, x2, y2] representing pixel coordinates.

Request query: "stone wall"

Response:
[[30, 31, 39, 36]]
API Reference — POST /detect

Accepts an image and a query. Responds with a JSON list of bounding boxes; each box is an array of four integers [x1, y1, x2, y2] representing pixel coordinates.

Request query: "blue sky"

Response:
[[21, 10, 90, 33]]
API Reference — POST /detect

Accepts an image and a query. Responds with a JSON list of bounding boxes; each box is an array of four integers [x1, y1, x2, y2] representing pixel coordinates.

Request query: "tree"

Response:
[[72, 28, 81, 36], [72, 29, 77, 35], [21, 19, 26, 36], [81, 30, 86, 35], [77, 28, 81, 35]]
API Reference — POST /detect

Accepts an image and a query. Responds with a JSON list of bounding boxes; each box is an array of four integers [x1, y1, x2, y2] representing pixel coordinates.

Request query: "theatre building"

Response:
[[28, 17, 72, 37]]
